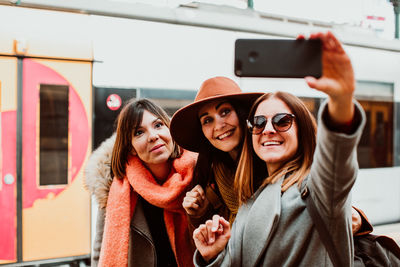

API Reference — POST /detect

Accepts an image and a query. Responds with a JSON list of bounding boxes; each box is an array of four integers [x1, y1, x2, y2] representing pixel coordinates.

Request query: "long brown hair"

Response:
[[193, 98, 266, 223], [235, 92, 317, 204], [193, 99, 248, 187], [111, 98, 181, 179]]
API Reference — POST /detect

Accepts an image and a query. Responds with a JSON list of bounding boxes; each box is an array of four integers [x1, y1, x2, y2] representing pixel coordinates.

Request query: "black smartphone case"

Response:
[[235, 39, 322, 78]]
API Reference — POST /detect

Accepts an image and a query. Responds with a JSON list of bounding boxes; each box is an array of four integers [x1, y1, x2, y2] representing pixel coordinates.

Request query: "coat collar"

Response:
[[242, 177, 283, 266]]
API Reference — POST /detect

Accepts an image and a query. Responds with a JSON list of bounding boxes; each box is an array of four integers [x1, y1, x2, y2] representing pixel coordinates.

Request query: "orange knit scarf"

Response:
[[99, 150, 197, 267]]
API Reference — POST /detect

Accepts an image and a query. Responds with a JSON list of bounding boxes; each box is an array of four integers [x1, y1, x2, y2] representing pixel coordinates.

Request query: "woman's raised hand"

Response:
[[302, 31, 355, 125], [183, 185, 210, 216], [193, 215, 231, 262]]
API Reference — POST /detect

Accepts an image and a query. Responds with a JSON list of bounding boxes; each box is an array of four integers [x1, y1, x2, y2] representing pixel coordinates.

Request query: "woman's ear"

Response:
[[130, 148, 137, 156]]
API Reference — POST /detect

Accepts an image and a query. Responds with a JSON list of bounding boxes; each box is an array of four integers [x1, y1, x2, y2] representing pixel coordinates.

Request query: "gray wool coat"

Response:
[[194, 100, 366, 267]]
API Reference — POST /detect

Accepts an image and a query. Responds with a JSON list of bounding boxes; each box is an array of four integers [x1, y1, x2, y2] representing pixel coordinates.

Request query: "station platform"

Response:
[[374, 222, 400, 245]]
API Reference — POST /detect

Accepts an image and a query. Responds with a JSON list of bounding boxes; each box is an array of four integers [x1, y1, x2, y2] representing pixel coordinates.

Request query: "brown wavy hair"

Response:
[[234, 92, 317, 204], [111, 98, 181, 179]]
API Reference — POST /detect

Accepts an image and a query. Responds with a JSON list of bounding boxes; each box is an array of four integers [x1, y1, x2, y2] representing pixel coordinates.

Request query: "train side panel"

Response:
[[0, 5, 93, 264], [21, 58, 92, 261], [0, 57, 18, 264]]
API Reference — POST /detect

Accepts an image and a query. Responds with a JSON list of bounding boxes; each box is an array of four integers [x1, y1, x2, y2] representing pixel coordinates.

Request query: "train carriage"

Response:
[[0, 6, 93, 265], [0, 1, 399, 266]]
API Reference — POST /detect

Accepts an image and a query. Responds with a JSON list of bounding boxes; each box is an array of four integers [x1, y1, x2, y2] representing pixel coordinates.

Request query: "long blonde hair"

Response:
[[235, 92, 317, 204]]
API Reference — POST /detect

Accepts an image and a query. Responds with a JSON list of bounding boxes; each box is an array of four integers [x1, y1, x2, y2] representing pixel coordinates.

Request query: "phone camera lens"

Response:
[[248, 51, 259, 63]]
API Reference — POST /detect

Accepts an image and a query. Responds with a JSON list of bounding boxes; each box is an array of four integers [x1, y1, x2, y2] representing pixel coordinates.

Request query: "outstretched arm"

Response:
[[301, 32, 365, 267]]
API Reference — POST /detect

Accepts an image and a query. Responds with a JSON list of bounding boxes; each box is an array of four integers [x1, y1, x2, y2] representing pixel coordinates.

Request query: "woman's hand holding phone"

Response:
[[303, 31, 355, 126]]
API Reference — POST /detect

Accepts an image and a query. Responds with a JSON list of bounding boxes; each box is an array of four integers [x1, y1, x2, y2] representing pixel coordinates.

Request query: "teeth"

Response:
[[262, 141, 280, 146], [217, 131, 232, 140]]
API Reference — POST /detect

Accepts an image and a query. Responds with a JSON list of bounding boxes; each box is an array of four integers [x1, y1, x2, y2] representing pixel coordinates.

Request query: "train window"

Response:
[[92, 87, 196, 151], [354, 81, 394, 168], [93, 87, 137, 150], [139, 88, 197, 116], [299, 93, 395, 169], [39, 84, 69, 185], [355, 81, 393, 101], [299, 97, 321, 119], [357, 100, 394, 168]]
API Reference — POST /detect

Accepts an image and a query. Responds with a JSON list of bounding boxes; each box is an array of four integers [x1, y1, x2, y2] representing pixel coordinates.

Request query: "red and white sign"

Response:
[[106, 94, 122, 111]]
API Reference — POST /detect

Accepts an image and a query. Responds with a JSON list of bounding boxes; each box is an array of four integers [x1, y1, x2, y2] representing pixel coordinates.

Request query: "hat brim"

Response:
[[170, 92, 264, 152]]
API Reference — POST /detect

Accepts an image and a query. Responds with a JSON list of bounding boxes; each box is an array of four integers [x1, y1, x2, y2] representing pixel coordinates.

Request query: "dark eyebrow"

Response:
[[199, 101, 230, 120], [199, 112, 208, 120], [215, 101, 229, 110], [136, 118, 160, 129], [152, 118, 162, 124]]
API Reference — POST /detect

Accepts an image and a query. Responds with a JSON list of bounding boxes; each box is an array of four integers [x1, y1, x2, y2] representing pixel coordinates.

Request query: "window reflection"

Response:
[[300, 96, 394, 168]]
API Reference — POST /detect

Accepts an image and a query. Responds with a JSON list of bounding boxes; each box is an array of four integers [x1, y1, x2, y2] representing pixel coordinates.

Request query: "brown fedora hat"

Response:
[[170, 76, 263, 152]]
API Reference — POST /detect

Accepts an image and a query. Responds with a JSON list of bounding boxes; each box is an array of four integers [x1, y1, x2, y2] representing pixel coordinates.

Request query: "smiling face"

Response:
[[131, 110, 174, 168], [252, 97, 298, 174], [198, 100, 242, 155]]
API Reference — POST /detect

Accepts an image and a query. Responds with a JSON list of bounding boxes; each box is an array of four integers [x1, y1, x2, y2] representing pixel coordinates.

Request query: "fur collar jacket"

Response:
[[84, 134, 115, 210]]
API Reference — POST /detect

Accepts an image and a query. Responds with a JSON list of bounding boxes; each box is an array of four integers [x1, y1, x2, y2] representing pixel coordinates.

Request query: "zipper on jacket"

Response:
[[132, 225, 157, 267]]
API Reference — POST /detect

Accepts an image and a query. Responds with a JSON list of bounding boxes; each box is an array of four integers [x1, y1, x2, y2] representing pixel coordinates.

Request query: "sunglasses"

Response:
[[247, 113, 295, 135]]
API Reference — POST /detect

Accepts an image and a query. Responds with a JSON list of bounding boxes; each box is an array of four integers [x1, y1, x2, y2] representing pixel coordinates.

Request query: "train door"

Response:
[[0, 57, 18, 264], [21, 58, 92, 262]]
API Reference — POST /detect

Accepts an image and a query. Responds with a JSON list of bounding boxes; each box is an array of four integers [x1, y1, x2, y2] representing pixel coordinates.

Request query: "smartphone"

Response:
[[234, 39, 322, 78]]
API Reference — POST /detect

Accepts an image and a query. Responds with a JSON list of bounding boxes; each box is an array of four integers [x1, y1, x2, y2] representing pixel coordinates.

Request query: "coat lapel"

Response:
[[242, 178, 283, 266]]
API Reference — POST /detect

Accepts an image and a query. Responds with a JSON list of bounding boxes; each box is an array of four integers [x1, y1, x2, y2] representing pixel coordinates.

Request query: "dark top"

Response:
[[142, 199, 178, 267]]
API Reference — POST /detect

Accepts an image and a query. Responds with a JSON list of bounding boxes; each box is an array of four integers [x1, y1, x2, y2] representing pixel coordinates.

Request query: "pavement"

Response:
[[373, 222, 400, 245]]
